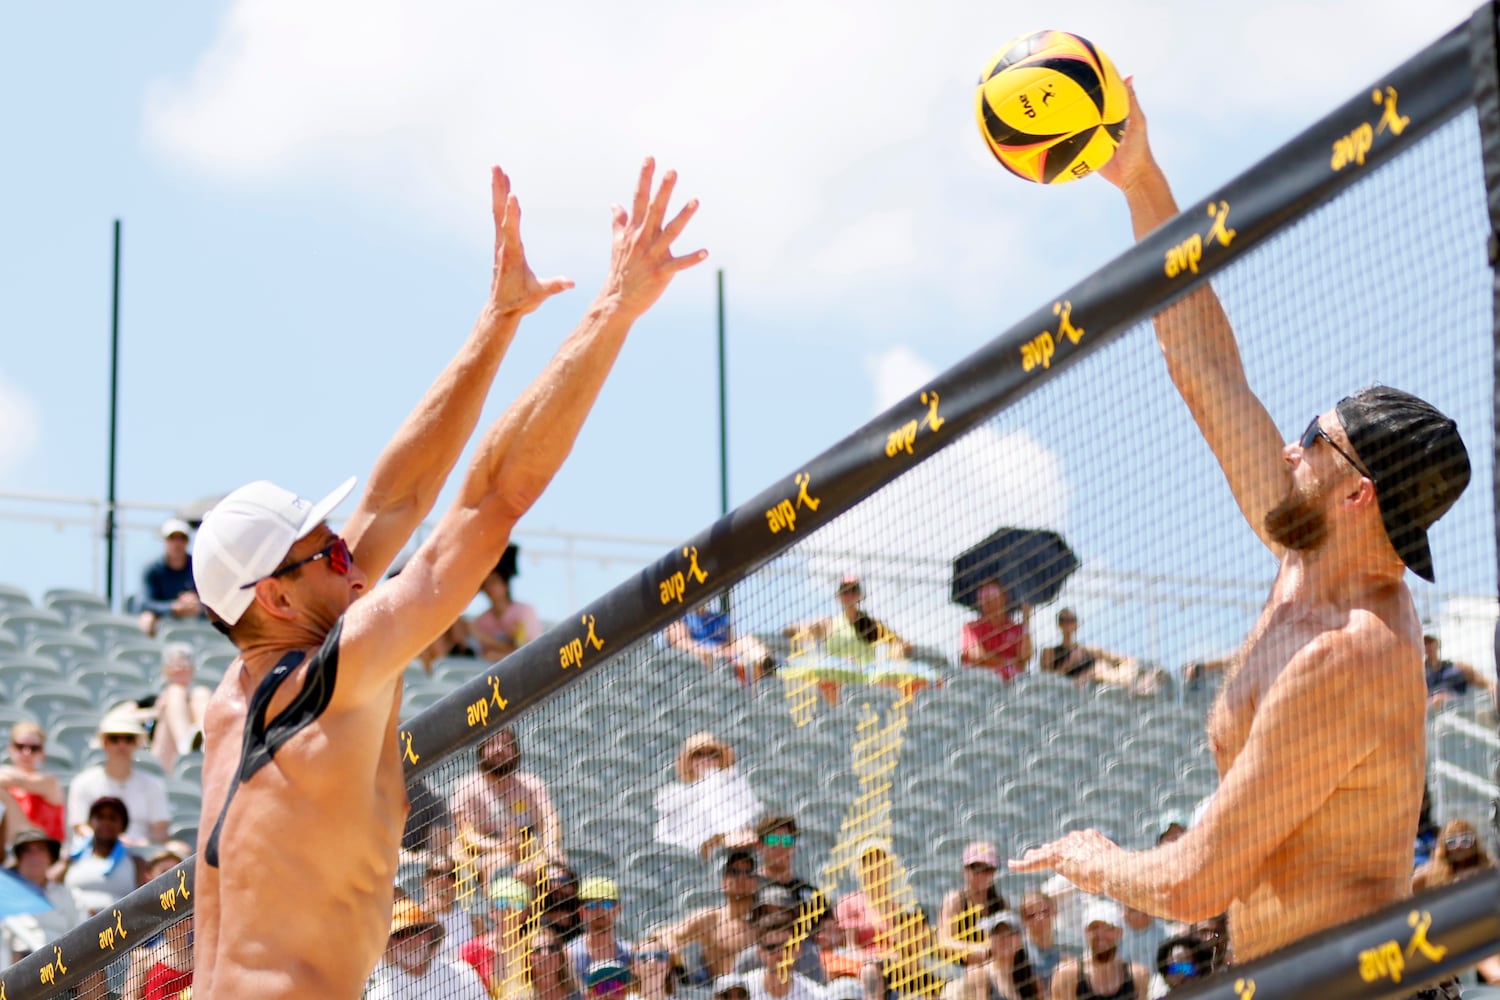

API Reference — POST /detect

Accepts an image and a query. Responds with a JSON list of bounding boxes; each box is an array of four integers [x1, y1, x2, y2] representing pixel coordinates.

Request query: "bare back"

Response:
[[192, 624, 409, 999], [1205, 559, 1425, 961]]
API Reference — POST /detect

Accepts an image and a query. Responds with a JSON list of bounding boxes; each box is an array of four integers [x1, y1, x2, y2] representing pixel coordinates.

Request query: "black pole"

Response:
[[716, 268, 728, 517], [105, 220, 121, 607]]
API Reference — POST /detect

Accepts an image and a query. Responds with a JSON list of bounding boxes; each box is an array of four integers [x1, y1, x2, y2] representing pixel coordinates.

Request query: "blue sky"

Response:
[[1, 0, 1493, 672]]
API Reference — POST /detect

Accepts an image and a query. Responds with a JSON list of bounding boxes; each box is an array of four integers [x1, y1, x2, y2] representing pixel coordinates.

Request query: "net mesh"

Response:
[[8, 52, 1498, 1000]]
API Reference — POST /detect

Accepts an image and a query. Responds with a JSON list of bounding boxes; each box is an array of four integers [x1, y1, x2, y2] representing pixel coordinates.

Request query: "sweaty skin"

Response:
[[1010, 83, 1427, 963]]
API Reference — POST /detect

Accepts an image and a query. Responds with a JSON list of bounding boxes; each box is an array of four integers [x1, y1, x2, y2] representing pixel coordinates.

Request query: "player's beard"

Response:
[[1264, 481, 1330, 552]]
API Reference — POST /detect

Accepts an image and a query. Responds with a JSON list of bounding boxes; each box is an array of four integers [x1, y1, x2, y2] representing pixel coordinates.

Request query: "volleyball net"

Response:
[[7, 5, 1500, 1000]]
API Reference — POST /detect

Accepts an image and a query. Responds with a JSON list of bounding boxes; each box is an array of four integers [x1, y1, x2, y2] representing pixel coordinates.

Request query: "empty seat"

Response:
[[28, 634, 102, 671], [18, 682, 100, 728], [42, 589, 111, 626], [0, 608, 69, 647], [0, 583, 34, 612], [0, 655, 67, 699], [76, 613, 150, 652]]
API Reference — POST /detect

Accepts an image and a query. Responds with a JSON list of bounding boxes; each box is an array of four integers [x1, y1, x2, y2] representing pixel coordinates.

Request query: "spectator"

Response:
[[367, 899, 490, 1000], [522, 926, 586, 1000], [66, 710, 170, 848], [1117, 905, 1167, 983], [664, 848, 761, 979], [1151, 934, 1213, 996], [860, 904, 946, 1000], [539, 862, 585, 944], [655, 732, 763, 858], [469, 544, 546, 661], [733, 882, 826, 984], [146, 642, 211, 772], [1412, 817, 1494, 891], [424, 860, 483, 959], [61, 796, 146, 916], [134, 518, 202, 637], [1039, 610, 1156, 694], [835, 840, 902, 960], [960, 581, 1032, 680], [0, 721, 65, 841], [754, 815, 828, 920], [937, 841, 1008, 969], [568, 876, 633, 983], [586, 959, 634, 1000], [629, 934, 676, 1000], [715, 972, 752, 1000], [666, 599, 776, 685], [1048, 902, 1149, 1000], [1017, 893, 1062, 992], [788, 575, 912, 668], [964, 911, 1041, 1000], [1424, 634, 1496, 709], [124, 847, 195, 1000], [451, 727, 566, 877], [460, 874, 534, 995], [745, 913, 824, 1000], [0, 829, 79, 966]]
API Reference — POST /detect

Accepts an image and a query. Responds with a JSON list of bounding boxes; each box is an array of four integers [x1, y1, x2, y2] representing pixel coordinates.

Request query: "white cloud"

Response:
[[0, 373, 40, 483], [142, 0, 1478, 329]]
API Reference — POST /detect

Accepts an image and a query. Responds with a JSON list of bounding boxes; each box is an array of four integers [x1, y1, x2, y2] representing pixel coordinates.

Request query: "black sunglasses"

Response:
[[1300, 417, 1370, 478], [242, 536, 352, 589]]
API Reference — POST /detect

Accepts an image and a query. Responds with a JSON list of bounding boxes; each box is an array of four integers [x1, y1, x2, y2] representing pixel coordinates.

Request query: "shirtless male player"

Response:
[[189, 159, 706, 999], [1011, 84, 1471, 974]]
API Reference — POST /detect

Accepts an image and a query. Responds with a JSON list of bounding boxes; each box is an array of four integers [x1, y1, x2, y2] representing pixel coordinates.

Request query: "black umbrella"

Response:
[[950, 527, 1079, 612]]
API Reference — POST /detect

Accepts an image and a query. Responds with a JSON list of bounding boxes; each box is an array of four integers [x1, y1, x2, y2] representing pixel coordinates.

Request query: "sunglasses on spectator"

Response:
[[1022, 908, 1051, 920], [243, 536, 352, 589], [10, 742, 43, 754], [636, 951, 670, 963], [1164, 961, 1197, 978], [494, 898, 529, 912], [1299, 417, 1371, 478], [965, 862, 996, 872], [724, 865, 756, 877], [759, 938, 792, 951], [762, 834, 796, 847], [583, 899, 618, 910], [718, 991, 750, 1000], [103, 734, 138, 745], [691, 748, 722, 759]]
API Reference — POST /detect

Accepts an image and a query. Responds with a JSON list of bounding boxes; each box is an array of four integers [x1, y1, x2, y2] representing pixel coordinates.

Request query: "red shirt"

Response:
[[961, 619, 1026, 680], [459, 937, 499, 991], [8, 788, 65, 841], [143, 961, 192, 1000]]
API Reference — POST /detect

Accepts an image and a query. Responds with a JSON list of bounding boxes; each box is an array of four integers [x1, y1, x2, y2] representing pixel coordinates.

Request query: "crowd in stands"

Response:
[[1, 537, 1497, 995]]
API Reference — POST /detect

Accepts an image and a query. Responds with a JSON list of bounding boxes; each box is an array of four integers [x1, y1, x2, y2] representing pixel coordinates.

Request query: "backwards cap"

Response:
[[1335, 387, 1469, 583], [193, 477, 357, 626]]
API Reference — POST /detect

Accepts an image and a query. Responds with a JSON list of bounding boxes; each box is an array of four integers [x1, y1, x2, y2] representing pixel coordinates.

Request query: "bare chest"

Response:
[[1205, 601, 1326, 769]]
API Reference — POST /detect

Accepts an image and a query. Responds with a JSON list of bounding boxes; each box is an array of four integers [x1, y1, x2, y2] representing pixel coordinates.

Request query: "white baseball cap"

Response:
[[160, 518, 193, 540], [1082, 899, 1124, 931], [193, 477, 356, 626]]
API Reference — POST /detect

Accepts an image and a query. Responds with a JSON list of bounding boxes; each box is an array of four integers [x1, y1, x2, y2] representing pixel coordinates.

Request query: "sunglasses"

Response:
[[1445, 832, 1477, 850], [1300, 417, 1371, 478], [10, 742, 43, 753], [724, 865, 756, 877], [718, 991, 750, 1000], [1022, 909, 1051, 920], [103, 734, 138, 745], [493, 898, 529, 912], [583, 899, 618, 910], [242, 535, 352, 589], [762, 834, 796, 847], [636, 951, 670, 963]]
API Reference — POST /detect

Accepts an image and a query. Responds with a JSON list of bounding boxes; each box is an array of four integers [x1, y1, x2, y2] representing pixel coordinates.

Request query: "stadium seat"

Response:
[[28, 634, 102, 671], [41, 589, 111, 626], [107, 638, 167, 675], [156, 620, 233, 656], [0, 607, 69, 647], [171, 752, 205, 784], [18, 682, 99, 728], [75, 613, 149, 652], [0, 654, 67, 699], [0, 583, 34, 610]]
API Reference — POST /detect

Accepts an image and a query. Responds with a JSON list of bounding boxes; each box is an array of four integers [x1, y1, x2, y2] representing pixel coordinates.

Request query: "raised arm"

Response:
[[344, 159, 706, 681], [341, 167, 574, 581], [1100, 83, 1289, 555]]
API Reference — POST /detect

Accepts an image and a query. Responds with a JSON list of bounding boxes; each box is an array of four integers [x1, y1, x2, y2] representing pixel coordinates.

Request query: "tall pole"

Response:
[[105, 220, 122, 606], [716, 268, 728, 516]]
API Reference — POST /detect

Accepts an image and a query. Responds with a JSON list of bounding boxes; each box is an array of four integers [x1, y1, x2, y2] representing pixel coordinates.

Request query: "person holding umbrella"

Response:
[[959, 579, 1032, 681]]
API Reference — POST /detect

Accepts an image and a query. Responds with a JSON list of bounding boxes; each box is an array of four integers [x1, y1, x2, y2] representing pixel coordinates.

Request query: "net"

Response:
[[5, 13, 1499, 1000]]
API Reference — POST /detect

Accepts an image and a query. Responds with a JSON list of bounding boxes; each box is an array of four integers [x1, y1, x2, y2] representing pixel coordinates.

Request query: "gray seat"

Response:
[[42, 589, 112, 626], [0, 583, 34, 612], [0, 608, 69, 647], [0, 654, 68, 699], [19, 681, 100, 728], [107, 637, 167, 675], [76, 613, 150, 652], [28, 634, 102, 671]]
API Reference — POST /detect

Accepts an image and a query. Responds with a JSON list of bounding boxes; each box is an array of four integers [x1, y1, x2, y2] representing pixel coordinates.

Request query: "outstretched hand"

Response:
[[1008, 828, 1121, 895], [487, 166, 574, 319], [1098, 77, 1155, 194], [603, 157, 709, 319]]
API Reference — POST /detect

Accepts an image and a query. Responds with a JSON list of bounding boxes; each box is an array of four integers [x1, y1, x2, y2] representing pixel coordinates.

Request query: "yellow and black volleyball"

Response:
[[975, 30, 1128, 185]]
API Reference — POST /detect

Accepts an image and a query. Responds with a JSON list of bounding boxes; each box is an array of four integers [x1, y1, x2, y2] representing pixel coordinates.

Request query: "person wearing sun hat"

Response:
[[366, 899, 488, 1000], [63, 708, 169, 848], [1018, 87, 1477, 969], [0, 829, 79, 966], [188, 161, 707, 1000]]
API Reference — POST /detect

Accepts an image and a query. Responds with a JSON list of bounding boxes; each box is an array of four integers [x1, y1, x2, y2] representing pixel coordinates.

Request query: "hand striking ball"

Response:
[[975, 29, 1128, 185]]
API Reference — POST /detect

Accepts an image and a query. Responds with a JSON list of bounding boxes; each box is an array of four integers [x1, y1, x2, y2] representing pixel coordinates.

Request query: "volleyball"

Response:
[[975, 30, 1128, 185]]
